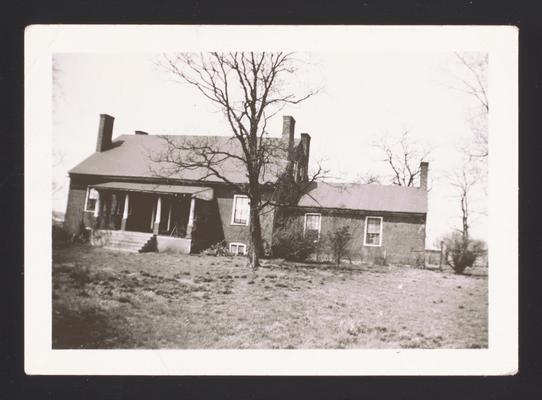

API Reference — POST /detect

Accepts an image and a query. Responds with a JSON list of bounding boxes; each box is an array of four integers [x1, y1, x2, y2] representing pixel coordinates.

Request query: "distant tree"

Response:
[[442, 157, 485, 274], [52, 150, 65, 197], [453, 52, 489, 160], [354, 172, 382, 185], [52, 56, 64, 104], [154, 52, 321, 269], [448, 158, 478, 244], [374, 130, 431, 187], [52, 56, 66, 198]]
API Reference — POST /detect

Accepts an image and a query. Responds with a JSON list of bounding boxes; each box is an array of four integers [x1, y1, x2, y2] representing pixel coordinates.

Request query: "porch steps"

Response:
[[103, 231, 156, 253]]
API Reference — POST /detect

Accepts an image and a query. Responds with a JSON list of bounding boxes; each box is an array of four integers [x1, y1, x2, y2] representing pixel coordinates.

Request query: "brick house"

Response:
[[64, 114, 310, 254], [276, 177, 428, 265], [64, 114, 428, 263]]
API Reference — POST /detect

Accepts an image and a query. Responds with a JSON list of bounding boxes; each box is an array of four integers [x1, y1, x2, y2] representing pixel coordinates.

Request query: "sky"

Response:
[[52, 52, 488, 247]]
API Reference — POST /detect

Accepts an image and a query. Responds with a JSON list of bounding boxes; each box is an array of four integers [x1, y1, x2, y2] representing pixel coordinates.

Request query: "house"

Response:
[[64, 114, 428, 264], [64, 114, 310, 255], [276, 176, 428, 264]]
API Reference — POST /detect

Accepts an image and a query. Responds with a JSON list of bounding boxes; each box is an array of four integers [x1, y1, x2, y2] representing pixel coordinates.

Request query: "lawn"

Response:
[[52, 243, 488, 349]]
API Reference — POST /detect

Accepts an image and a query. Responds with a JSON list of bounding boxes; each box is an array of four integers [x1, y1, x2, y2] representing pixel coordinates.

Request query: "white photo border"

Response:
[[25, 25, 518, 375]]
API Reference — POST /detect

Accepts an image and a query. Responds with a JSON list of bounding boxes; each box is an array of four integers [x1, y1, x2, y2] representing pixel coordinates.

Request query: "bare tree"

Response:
[[374, 130, 430, 187], [52, 149, 65, 197], [442, 157, 485, 274], [448, 159, 478, 243], [354, 172, 382, 185], [154, 52, 320, 269], [52, 56, 66, 198], [453, 52, 489, 159]]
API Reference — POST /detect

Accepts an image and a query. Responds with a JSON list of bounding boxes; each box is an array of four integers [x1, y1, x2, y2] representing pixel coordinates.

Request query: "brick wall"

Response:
[[63, 177, 99, 235], [215, 186, 275, 252], [278, 207, 426, 265]]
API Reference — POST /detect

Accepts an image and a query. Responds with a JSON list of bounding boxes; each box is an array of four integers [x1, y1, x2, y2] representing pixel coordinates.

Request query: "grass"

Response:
[[52, 243, 488, 349]]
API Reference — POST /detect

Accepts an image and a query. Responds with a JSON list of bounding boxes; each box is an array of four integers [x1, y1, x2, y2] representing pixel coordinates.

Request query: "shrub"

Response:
[[203, 241, 229, 256], [413, 251, 425, 269], [373, 253, 388, 266], [443, 232, 486, 274], [272, 218, 316, 261], [70, 221, 90, 244], [325, 225, 352, 266]]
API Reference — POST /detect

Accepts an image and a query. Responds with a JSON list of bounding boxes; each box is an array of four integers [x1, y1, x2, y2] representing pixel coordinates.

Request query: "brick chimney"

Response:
[[282, 115, 295, 152], [300, 133, 311, 181], [96, 114, 115, 152], [420, 161, 429, 190]]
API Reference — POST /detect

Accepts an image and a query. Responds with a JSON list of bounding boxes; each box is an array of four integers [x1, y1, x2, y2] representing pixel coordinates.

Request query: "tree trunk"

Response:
[[249, 204, 263, 269], [461, 192, 469, 247]]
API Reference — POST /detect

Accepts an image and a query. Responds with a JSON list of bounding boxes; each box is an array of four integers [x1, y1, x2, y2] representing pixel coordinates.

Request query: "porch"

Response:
[[89, 182, 214, 253]]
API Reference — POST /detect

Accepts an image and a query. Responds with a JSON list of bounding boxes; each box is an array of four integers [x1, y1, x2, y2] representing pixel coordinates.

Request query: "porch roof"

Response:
[[91, 182, 214, 200]]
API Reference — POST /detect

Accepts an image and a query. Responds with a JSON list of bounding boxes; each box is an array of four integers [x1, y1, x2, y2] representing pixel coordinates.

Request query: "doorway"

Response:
[[126, 192, 155, 233]]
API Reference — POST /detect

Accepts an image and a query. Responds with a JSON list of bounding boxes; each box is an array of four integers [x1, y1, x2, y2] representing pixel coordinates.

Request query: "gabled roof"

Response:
[[69, 134, 298, 184], [298, 182, 428, 214]]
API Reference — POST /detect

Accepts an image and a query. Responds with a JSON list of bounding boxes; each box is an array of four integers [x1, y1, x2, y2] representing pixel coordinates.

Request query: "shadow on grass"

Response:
[[260, 259, 390, 274], [53, 303, 133, 349]]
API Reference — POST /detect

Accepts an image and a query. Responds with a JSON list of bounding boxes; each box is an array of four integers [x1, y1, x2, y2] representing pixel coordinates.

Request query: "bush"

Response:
[[203, 241, 229, 256], [373, 253, 388, 266], [443, 232, 486, 274], [272, 218, 317, 261], [71, 221, 90, 244], [325, 225, 352, 266]]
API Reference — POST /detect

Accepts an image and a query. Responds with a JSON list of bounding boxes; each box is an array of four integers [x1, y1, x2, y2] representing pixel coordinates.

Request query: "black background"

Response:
[[1, 0, 540, 398]]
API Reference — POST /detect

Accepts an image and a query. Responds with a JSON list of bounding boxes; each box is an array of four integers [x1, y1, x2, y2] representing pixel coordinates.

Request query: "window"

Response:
[[304, 213, 321, 242], [231, 195, 250, 225], [229, 242, 247, 256], [84, 187, 99, 212], [364, 216, 383, 246]]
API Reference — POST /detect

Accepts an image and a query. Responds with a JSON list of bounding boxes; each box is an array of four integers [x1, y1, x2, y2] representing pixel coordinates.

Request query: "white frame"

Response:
[[303, 212, 322, 241], [24, 25, 519, 377], [364, 216, 383, 247], [229, 242, 247, 256], [83, 186, 99, 212], [230, 194, 250, 226]]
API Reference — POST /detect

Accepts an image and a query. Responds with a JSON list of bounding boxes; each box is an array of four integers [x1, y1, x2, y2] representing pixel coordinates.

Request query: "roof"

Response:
[[70, 134, 298, 184], [91, 182, 213, 200], [297, 182, 428, 214]]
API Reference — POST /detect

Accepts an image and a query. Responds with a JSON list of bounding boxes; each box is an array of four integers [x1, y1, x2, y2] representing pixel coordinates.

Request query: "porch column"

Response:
[[186, 196, 196, 239], [167, 201, 172, 232], [121, 193, 130, 230], [153, 195, 162, 235], [94, 191, 100, 218]]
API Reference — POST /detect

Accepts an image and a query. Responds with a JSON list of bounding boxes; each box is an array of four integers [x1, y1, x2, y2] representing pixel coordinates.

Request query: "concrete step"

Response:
[[109, 231, 153, 239], [103, 245, 140, 253], [101, 230, 155, 253], [106, 241, 147, 248], [108, 238, 151, 246]]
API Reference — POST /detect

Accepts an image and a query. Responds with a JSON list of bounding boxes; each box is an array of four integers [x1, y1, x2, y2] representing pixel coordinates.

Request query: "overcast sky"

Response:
[[52, 52, 487, 247]]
